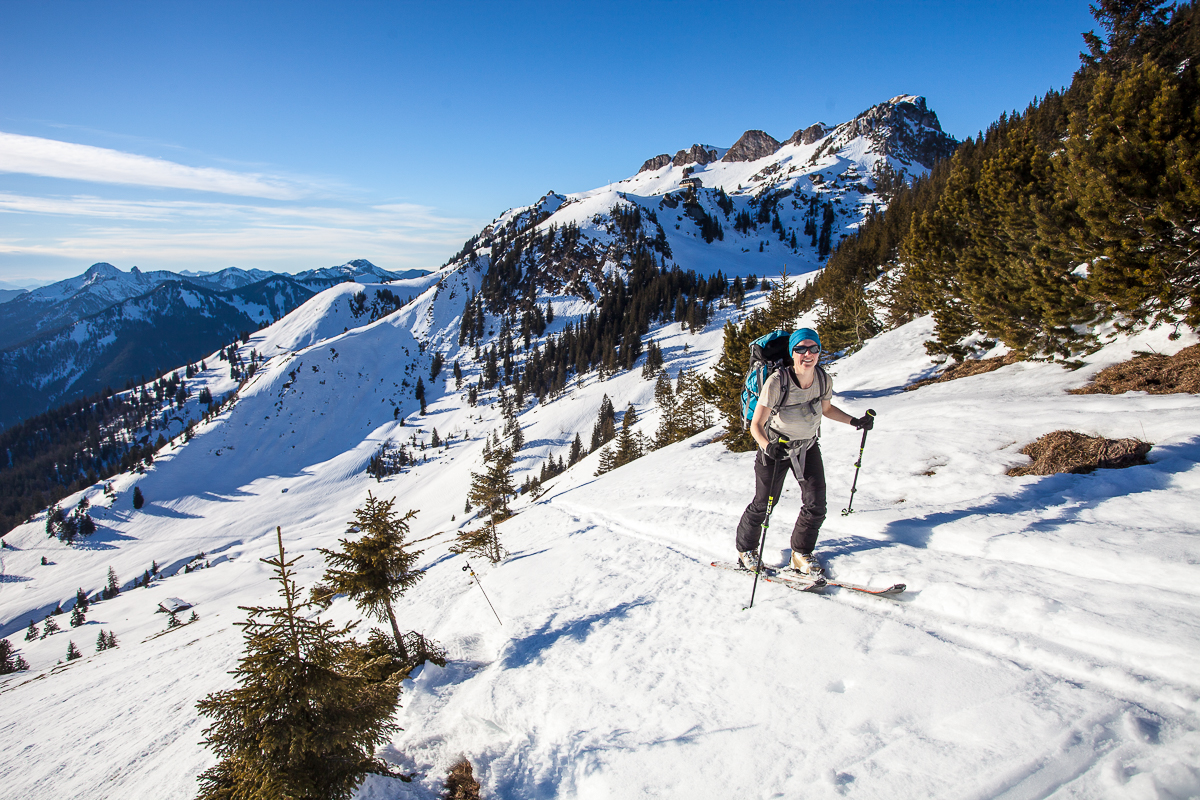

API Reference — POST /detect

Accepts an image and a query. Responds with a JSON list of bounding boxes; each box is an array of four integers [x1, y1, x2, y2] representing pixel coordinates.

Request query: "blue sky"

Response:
[[0, 0, 1096, 284]]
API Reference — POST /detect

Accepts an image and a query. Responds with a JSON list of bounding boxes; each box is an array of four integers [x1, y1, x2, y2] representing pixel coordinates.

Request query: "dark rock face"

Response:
[[721, 130, 781, 162], [672, 145, 718, 167], [787, 123, 829, 146], [837, 95, 957, 168], [638, 154, 672, 173]]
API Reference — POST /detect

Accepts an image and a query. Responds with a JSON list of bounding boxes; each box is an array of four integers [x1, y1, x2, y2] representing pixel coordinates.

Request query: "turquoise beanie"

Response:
[[789, 328, 822, 351]]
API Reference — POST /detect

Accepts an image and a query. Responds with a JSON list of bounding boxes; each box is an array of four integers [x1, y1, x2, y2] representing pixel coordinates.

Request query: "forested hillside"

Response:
[[800, 0, 1199, 359]]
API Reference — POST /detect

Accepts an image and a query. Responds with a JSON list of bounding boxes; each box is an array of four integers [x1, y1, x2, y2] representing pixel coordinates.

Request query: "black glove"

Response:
[[851, 414, 875, 431], [764, 440, 789, 460]]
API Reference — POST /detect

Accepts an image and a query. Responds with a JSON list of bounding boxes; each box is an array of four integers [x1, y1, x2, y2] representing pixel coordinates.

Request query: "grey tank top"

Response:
[[761, 367, 831, 442]]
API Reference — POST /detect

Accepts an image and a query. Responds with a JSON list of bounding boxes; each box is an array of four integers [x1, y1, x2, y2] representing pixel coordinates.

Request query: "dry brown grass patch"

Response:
[[443, 757, 482, 800], [1007, 431, 1151, 477], [906, 353, 1022, 391], [1070, 343, 1200, 395]]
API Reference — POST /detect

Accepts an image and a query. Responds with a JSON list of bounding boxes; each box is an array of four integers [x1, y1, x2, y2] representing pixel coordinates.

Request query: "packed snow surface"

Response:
[[1, 281, 1199, 799]]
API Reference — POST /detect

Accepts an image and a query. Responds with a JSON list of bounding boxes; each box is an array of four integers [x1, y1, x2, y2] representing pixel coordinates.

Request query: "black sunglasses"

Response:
[[792, 345, 820, 355]]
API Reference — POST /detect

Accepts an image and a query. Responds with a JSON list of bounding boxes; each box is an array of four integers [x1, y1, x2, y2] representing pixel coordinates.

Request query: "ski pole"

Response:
[[462, 560, 503, 626], [745, 442, 785, 611], [841, 409, 876, 516]]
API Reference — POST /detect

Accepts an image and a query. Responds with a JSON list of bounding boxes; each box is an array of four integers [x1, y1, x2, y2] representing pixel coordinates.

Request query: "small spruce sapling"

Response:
[[65, 641, 81, 661], [132, 486, 145, 510], [41, 616, 60, 638], [70, 605, 85, 627], [25, 620, 39, 641]]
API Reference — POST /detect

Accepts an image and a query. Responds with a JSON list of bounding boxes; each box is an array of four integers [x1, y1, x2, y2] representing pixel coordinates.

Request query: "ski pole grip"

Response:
[[866, 409, 876, 418]]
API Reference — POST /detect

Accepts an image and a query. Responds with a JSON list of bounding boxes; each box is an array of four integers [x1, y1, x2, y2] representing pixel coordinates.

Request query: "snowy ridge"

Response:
[[1, 255, 1199, 798], [435, 95, 956, 297]]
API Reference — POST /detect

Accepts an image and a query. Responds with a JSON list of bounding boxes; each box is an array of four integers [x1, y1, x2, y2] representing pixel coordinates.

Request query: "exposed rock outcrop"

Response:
[[638, 154, 672, 173], [827, 95, 956, 168], [721, 130, 781, 162], [787, 123, 830, 146], [672, 144, 719, 167]]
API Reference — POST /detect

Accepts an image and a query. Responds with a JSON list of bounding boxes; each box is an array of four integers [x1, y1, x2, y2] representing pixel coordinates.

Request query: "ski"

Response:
[[711, 561, 826, 592], [711, 561, 905, 597]]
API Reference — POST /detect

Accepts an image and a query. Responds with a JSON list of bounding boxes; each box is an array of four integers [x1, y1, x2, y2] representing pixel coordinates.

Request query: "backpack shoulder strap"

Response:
[[815, 365, 829, 398]]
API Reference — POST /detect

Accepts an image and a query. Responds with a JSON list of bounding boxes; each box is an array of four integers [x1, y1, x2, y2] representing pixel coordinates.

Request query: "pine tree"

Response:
[[568, 433, 584, 467], [317, 493, 426, 664], [0, 639, 29, 674], [104, 567, 120, 600], [132, 486, 144, 510], [105, 631, 118, 650], [597, 404, 649, 475], [589, 395, 617, 452], [454, 446, 515, 563], [195, 527, 406, 800], [65, 640, 81, 661], [1067, 56, 1200, 327], [70, 605, 85, 627], [45, 504, 63, 537], [415, 378, 427, 415], [41, 616, 60, 638], [97, 629, 109, 652], [25, 620, 38, 641], [167, 610, 180, 629], [653, 370, 680, 448]]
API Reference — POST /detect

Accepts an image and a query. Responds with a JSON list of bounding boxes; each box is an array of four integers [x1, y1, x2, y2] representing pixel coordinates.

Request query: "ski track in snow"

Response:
[[1, 277, 1199, 799]]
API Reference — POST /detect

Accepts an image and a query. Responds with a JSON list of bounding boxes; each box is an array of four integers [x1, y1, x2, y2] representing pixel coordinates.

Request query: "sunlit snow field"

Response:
[[1, 278, 1199, 799]]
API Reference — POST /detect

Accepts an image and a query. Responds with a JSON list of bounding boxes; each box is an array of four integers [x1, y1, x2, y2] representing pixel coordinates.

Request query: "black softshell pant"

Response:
[[735, 441, 827, 556]]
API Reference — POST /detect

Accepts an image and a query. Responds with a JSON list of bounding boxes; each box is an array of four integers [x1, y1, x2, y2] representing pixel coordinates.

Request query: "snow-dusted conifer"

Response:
[[25, 620, 38, 641], [65, 641, 81, 661], [195, 527, 405, 800], [42, 616, 60, 638], [70, 605, 85, 627]]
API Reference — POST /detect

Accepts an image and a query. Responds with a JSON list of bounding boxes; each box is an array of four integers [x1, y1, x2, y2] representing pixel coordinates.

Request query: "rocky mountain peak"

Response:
[[787, 123, 830, 146], [672, 144, 719, 168], [638, 153, 672, 173], [828, 95, 956, 168], [721, 130, 781, 163]]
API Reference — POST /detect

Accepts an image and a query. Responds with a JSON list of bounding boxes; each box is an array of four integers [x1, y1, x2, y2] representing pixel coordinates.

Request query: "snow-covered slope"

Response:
[[1, 264, 1198, 799]]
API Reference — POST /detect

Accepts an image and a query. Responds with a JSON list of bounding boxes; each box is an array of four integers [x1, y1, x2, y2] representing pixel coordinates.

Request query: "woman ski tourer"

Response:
[[736, 328, 874, 577]]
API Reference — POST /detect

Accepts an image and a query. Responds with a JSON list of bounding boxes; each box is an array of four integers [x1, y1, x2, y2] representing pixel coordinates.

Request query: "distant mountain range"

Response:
[[0, 260, 428, 428]]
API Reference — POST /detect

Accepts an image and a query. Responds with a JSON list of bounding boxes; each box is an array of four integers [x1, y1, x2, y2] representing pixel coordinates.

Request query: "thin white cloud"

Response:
[[0, 191, 484, 272], [0, 132, 303, 199], [0, 192, 478, 230]]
